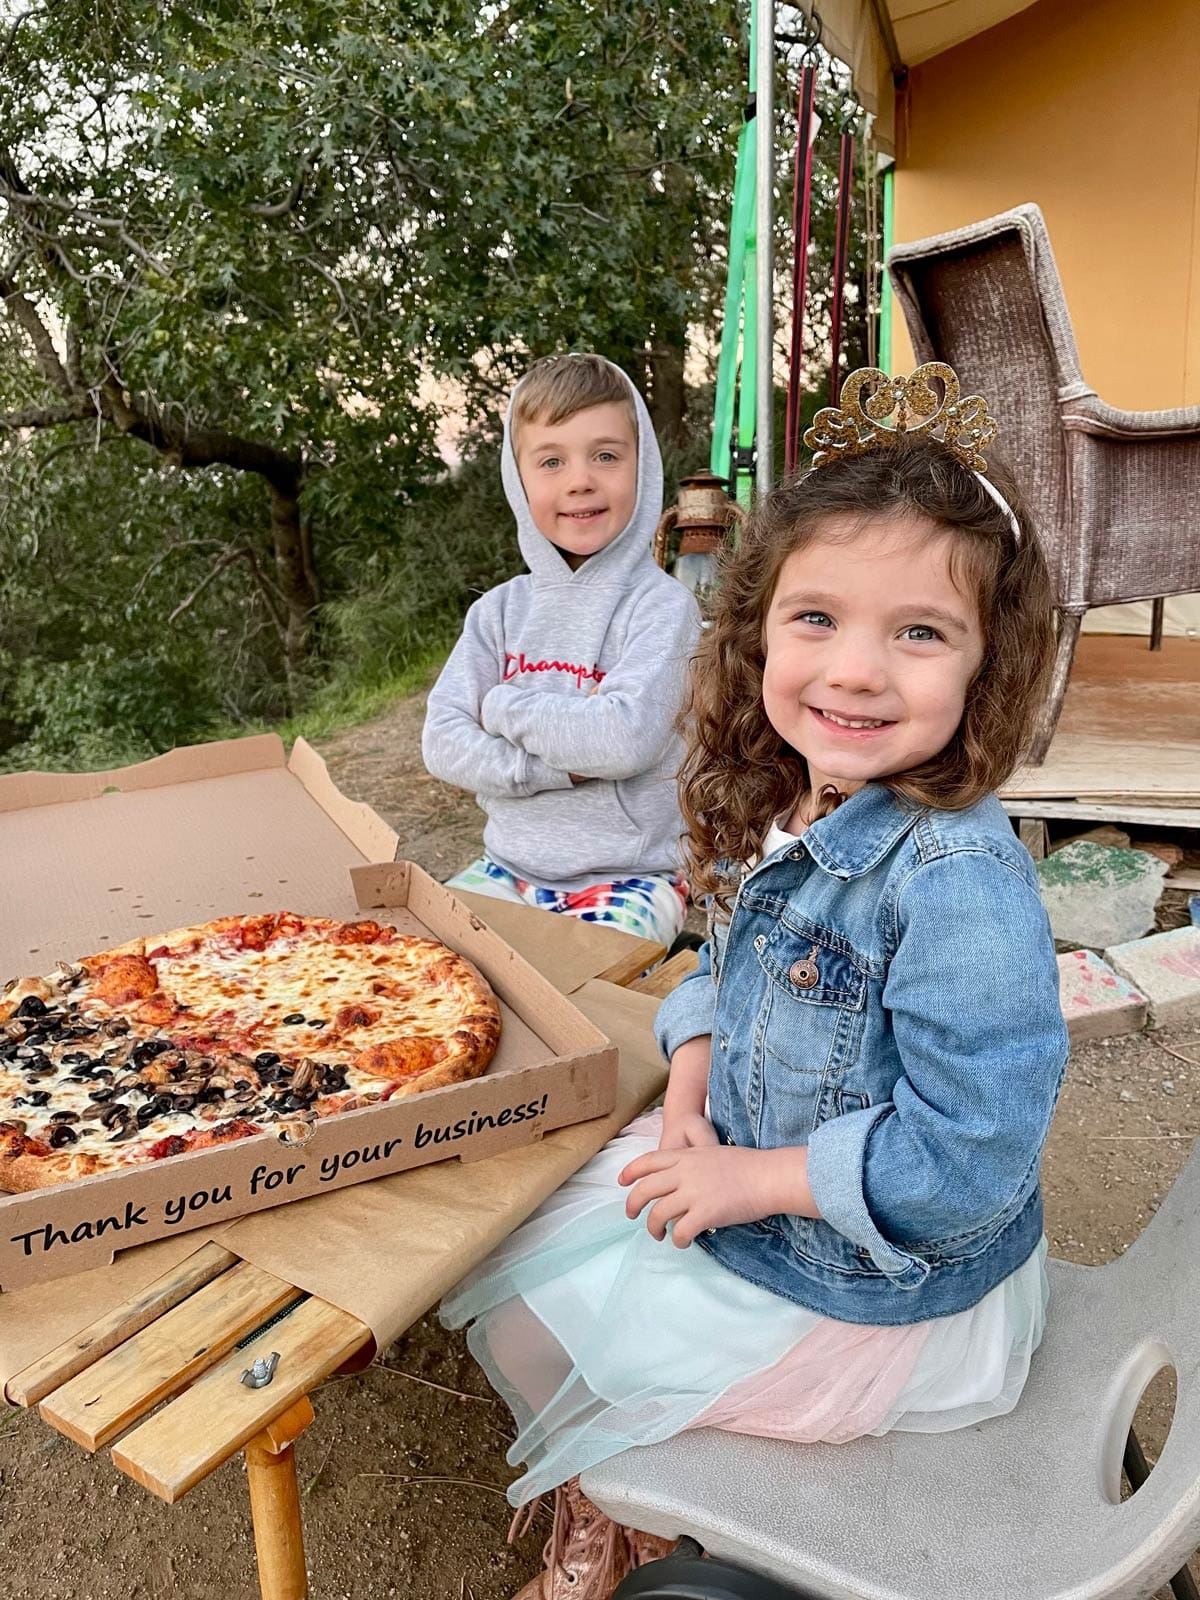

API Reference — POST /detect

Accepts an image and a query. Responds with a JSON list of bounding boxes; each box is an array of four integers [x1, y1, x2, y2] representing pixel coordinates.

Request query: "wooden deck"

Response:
[[1002, 635, 1200, 821]]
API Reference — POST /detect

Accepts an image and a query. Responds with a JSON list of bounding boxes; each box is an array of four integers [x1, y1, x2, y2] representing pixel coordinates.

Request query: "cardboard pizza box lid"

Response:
[[0, 734, 648, 998]]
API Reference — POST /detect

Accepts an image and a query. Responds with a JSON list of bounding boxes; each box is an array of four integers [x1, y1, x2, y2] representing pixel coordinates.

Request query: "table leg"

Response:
[[244, 1396, 316, 1600]]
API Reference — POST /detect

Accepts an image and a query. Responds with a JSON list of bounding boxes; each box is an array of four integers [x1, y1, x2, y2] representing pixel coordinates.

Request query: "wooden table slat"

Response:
[[8, 1241, 241, 1408], [111, 1294, 367, 1502], [627, 947, 699, 999], [595, 940, 666, 989], [39, 1260, 301, 1451]]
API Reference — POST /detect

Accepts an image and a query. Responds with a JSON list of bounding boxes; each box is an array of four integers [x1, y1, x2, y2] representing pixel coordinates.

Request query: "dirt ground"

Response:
[[1, 686, 1198, 1600]]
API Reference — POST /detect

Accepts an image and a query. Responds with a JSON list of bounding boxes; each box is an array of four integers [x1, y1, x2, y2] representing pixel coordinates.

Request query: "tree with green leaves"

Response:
[[0, 2, 744, 700], [0, 1, 868, 768]]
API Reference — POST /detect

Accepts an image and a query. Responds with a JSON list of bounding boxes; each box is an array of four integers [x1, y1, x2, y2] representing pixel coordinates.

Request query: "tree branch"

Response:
[[235, 546, 290, 637], [248, 141, 324, 218], [0, 5, 45, 67], [0, 148, 176, 289], [134, 537, 289, 640], [166, 548, 245, 624], [98, 377, 302, 491], [0, 151, 305, 512], [0, 277, 72, 392], [0, 397, 96, 430], [65, 321, 83, 389], [130, 537, 228, 603], [300, 253, 357, 330]]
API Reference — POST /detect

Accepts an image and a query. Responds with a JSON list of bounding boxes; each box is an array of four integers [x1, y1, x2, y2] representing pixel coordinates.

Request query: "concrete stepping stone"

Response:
[[1057, 949, 1147, 1041], [1104, 927, 1200, 1029]]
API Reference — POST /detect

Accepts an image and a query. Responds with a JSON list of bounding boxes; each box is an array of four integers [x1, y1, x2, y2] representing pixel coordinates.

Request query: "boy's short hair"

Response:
[[512, 353, 636, 442]]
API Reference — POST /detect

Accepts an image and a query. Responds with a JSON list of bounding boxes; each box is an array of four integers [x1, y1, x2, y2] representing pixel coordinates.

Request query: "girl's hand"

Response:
[[618, 1145, 818, 1248], [657, 1109, 719, 1152]]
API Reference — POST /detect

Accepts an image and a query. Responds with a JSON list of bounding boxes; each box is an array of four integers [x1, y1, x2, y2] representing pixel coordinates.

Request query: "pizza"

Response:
[[0, 912, 501, 1193]]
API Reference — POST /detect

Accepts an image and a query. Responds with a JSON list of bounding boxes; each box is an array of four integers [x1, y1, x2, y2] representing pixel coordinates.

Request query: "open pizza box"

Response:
[[0, 735, 637, 1291]]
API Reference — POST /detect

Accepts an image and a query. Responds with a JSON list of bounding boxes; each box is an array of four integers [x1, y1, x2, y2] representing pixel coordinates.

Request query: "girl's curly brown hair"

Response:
[[680, 434, 1056, 908]]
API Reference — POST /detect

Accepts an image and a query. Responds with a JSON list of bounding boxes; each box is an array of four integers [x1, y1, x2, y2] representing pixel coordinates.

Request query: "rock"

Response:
[[1038, 841, 1168, 948], [1105, 926, 1200, 1029], [1131, 840, 1186, 870], [1056, 950, 1147, 1041], [1057, 825, 1131, 851]]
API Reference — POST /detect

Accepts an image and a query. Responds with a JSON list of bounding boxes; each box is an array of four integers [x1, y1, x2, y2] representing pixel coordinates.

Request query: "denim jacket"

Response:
[[654, 783, 1068, 1325]]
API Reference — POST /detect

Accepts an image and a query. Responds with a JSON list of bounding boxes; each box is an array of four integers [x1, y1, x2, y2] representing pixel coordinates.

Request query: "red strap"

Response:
[[784, 67, 817, 477], [829, 131, 855, 405]]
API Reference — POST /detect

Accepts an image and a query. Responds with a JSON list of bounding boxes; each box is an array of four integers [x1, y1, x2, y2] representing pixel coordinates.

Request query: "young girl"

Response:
[[442, 368, 1069, 1600]]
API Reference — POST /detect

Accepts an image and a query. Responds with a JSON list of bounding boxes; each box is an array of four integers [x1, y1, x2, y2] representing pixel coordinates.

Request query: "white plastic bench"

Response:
[[584, 1139, 1200, 1600]]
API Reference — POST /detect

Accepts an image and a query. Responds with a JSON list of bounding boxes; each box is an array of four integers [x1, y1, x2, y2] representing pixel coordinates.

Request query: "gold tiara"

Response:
[[804, 363, 999, 474]]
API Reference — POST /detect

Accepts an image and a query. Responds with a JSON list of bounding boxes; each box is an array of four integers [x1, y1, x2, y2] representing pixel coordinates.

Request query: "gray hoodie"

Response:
[[422, 364, 701, 890]]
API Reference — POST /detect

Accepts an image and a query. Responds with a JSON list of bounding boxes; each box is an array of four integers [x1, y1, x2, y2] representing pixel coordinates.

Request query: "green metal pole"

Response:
[[879, 163, 895, 373], [710, 1, 758, 510], [710, 118, 754, 484], [754, 0, 774, 495]]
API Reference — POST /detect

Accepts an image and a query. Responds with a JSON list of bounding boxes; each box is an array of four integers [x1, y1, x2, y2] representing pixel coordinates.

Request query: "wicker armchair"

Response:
[[888, 203, 1200, 762]]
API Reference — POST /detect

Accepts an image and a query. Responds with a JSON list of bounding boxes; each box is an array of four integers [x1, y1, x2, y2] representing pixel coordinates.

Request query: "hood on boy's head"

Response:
[[500, 357, 664, 585]]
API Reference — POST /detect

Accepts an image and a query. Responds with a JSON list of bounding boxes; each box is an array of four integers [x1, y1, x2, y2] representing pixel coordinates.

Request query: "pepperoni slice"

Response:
[[94, 955, 158, 1005]]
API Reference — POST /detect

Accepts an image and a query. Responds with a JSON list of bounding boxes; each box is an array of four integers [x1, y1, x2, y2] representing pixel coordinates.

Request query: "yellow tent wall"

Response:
[[889, 0, 1200, 634]]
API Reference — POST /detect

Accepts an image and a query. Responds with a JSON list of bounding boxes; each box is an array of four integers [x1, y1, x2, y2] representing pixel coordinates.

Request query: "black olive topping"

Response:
[[131, 1038, 173, 1065]]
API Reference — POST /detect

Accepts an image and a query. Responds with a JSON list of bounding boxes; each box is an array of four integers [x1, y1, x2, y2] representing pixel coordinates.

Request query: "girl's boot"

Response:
[[511, 1477, 632, 1599]]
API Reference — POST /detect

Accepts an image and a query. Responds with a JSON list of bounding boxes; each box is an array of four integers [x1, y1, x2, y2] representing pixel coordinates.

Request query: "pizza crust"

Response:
[[0, 1130, 104, 1192], [0, 977, 55, 1024]]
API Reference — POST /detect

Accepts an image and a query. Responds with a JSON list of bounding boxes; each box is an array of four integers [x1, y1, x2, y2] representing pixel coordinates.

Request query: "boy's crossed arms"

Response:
[[424, 595, 689, 795]]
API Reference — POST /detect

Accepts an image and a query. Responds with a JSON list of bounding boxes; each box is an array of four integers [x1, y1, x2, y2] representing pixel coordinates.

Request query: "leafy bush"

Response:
[[318, 445, 517, 693]]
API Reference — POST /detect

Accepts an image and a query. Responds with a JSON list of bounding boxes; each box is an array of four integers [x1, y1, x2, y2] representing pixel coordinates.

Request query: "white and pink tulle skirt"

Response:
[[441, 1111, 1048, 1506]]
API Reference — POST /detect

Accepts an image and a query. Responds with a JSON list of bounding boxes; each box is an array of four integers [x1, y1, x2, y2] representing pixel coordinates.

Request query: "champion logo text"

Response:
[[503, 652, 605, 689]]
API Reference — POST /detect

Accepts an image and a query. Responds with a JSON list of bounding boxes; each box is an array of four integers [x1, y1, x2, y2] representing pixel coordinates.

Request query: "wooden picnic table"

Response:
[[7, 935, 700, 1600]]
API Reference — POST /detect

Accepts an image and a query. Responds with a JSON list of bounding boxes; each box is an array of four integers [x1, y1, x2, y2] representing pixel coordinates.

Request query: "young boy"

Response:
[[421, 353, 701, 947]]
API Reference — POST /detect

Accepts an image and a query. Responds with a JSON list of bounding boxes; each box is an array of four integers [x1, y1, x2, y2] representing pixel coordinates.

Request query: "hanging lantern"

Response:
[[653, 472, 745, 584]]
